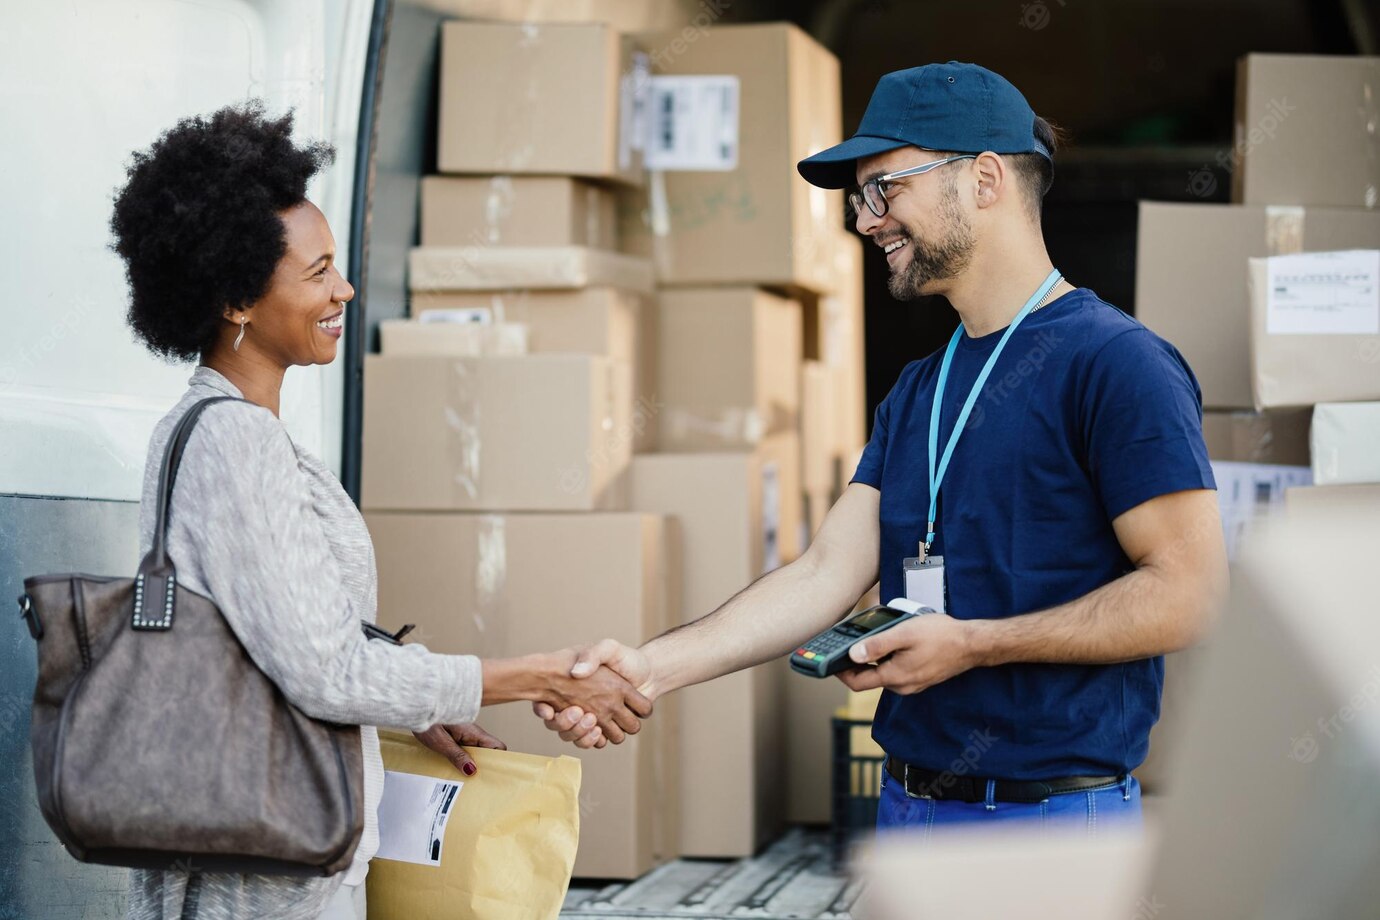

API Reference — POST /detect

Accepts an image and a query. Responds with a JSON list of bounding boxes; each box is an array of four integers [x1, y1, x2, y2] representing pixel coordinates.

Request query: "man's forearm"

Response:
[[641, 550, 867, 697], [968, 563, 1215, 668]]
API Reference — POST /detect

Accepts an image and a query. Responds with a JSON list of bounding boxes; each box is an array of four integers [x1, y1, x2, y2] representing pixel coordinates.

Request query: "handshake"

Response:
[[415, 639, 655, 773], [530, 639, 654, 749]]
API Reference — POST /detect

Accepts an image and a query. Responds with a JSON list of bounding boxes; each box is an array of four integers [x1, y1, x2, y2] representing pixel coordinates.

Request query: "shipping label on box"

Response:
[[618, 23, 841, 291], [1248, 253, 1380, 409], [1265, 250, 1380, 336], [644, 75, 740, 171]]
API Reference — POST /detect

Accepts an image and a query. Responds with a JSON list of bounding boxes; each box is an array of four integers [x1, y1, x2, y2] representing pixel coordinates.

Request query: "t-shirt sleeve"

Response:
[[1081, 328, 1216, 520]]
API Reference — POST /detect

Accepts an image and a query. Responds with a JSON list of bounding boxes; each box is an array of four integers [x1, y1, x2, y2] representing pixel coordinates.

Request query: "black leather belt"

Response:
[[885, 756, 1123, 804]]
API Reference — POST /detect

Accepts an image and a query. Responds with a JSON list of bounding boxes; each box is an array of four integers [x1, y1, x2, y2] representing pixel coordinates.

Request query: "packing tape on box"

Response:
[[647, 169, 675, 281], [446, 360, 484, 502], [409, 246, 655, 293], [470, 514, 511, 658], [1264, 205, 1305, 255], [384, 318, 530, 357], [476, 177, 613, 249], [482, 176, 516, 245], [663, 406, 766, 447]]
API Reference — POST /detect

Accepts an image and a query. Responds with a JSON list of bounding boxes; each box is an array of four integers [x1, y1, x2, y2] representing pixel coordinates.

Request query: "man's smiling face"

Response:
[[853, 146, 976, 301]]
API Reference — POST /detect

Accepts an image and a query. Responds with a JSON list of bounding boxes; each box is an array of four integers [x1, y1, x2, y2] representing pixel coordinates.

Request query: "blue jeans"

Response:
[[876, 769, 1143, 838]]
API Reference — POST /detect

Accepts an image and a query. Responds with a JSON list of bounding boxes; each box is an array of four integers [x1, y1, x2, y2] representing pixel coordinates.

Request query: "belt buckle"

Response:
[[902, 763, 932, 800]]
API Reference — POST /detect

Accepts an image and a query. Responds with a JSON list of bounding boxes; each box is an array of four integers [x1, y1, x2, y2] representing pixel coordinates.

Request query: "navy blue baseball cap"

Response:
[[798, 62, 1051, 189]]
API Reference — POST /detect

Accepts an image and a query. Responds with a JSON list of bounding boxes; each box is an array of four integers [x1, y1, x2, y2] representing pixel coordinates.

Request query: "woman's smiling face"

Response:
[[225, 201, 354, 367]]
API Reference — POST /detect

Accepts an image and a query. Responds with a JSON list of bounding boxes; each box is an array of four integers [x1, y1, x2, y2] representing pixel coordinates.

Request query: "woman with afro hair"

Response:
[[111, 102, 651, 920]]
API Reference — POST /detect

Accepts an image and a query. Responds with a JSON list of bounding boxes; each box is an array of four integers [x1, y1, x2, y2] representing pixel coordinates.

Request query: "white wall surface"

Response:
[[0, 0, 373, 500]]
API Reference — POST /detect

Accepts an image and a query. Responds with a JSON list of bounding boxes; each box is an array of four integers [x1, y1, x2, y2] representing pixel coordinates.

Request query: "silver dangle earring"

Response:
[[233, 316, 247, 352]]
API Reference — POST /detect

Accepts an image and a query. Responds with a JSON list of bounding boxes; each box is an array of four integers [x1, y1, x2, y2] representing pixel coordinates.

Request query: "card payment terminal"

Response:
[[789, 598, 934, 678]]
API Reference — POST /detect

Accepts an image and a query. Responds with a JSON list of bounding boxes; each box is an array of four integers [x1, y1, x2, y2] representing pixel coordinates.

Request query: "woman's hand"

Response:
[[413, 722, 506, 776]]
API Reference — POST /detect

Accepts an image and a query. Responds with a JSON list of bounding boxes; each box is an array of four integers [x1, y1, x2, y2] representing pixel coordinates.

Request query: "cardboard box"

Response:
[[379, 318, 529, 357], [361, 354, 632, 512], [1201, 409, 1311, 465], [618, 23, 842, 291], [800, 361, 833, 494], [803, 486, 830, 545], [409, 246, 654, 294], [420, 176, 619, 250], [1311, 402, 1380, 485], [628, 436, 804, 856], [1247, 252, 1380, 409], [1135, 202, 1380, 409], [860, 829, 1148, 920], [1140, 513, 1380, 919], [412, 287, 657, 453], [1285, 481, 1380, 517], [1232, 54, 1380, 209], [805, 231, 868, 455], [847, 688, 882, 721], [781, 661, 848, 825], [656, 286, 802, 451], [438, 21, 643, 185], [364, 511, 680, 879]]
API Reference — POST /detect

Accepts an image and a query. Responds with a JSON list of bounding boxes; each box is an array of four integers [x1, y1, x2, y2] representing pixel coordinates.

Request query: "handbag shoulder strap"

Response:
[[133, 395, 245, 629]]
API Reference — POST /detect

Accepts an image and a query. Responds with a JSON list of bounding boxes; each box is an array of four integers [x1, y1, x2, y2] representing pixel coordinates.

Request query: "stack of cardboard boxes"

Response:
[[363, 16, 671, 881], [1137, 53, 1380, 559], [1134, 53, 1380, 805], [619, 21, 868, 848], [361, 12, 870, 875]]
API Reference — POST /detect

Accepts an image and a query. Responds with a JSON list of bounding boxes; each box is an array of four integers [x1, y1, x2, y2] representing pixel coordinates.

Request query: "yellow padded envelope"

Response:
[[368, 731, 582, 920]]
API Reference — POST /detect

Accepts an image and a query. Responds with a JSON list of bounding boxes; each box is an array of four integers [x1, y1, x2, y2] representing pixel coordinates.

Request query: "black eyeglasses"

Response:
[[848, 154, 977, 218]]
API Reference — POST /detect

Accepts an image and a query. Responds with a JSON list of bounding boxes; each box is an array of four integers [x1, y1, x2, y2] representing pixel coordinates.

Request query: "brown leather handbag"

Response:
[[19, 395, 366, 876]]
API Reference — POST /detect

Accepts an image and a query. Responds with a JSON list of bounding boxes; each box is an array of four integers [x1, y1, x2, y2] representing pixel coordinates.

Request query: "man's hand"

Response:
[[532, 639, 654, 748], [834, 613, 980, 695], [413, 722, 506, 777]]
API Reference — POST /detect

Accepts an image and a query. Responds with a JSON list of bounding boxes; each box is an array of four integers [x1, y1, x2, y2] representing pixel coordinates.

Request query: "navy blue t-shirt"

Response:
[[852, 288, 1215, 780]]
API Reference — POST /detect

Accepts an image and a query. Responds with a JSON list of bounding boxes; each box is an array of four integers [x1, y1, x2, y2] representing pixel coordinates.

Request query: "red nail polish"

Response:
[[463, 762, 476, 776]]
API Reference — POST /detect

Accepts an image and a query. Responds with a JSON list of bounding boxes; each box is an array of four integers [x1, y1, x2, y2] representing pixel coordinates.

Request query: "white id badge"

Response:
[[903, 555, 946, 612]]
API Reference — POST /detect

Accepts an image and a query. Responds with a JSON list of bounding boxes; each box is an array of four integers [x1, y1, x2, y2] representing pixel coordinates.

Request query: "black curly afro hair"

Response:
[[111, 101, 335, 362]]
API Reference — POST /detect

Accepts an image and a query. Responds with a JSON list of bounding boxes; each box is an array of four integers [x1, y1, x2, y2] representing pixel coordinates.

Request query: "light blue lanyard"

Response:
[[924, 269, 1062, 555]]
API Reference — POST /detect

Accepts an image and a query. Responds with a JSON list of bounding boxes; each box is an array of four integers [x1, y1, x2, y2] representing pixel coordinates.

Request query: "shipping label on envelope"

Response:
[[1266, 249, 1380, 335], [376, 770, 463, 867]]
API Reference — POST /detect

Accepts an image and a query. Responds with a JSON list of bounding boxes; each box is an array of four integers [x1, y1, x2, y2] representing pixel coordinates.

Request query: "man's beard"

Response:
[[886, 186, 975, 300]]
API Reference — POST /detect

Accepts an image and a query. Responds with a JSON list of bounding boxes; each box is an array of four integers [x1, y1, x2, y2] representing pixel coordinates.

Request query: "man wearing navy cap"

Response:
[[542, 63, 1227, 833]]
